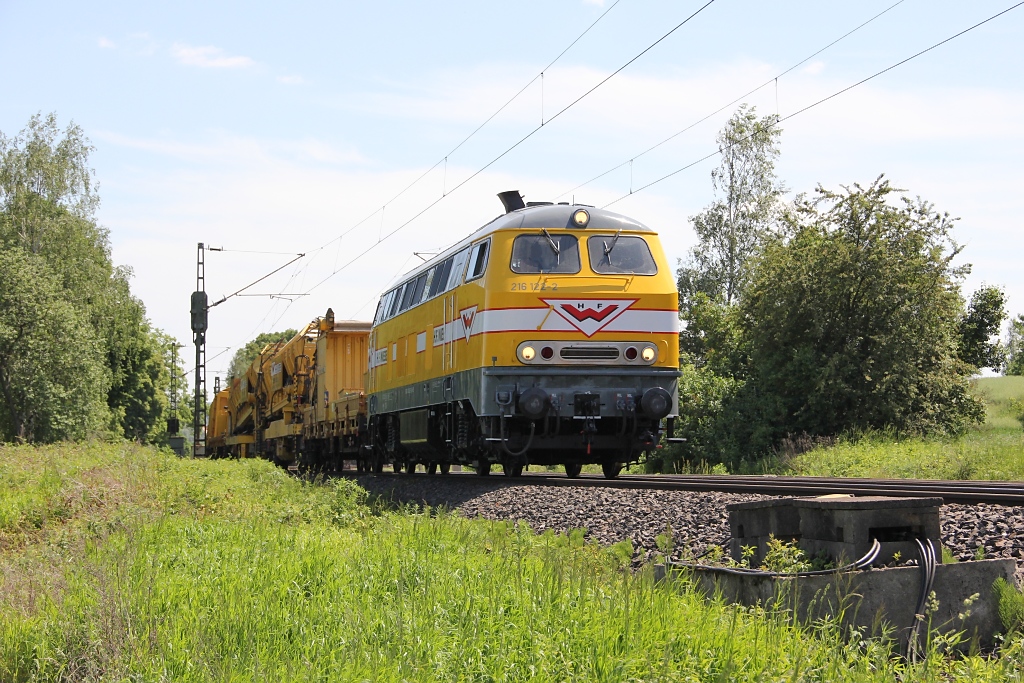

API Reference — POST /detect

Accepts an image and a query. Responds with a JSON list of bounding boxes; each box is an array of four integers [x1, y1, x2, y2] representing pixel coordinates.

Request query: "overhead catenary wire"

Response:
[[206, 255, 312, 376], [309, 0, 624, 256], [206, 247, 305, 256], [207, 253, 305, 308], [555, 0, 908, 200], [209, 0, 630, 357], [299, 0, 720, 298], [203, 2, 1021, 378], [603, 0, 1024, 208], [206, 0, 713, 360]]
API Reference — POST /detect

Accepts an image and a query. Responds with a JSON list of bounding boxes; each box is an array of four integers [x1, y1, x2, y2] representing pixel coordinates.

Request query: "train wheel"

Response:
[[439, 462, 451, 475], [393, 461, 404, 474], [564, 463, 583, 478], [476, 462, 491, 476], [503, 463, 523, 477], [602, 462, 623, 480], [372, 457, 384, 473], [426, 462, 438, 475]]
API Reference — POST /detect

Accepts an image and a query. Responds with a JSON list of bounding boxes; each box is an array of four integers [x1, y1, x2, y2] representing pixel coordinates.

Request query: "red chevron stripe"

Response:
[[559, 303, 619, 323]]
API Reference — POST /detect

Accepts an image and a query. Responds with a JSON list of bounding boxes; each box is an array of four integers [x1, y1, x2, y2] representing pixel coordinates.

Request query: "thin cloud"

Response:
[[98, 37, 116, 49], [277, 75, 305, 85], [94, 130, 366, 166], [171, 43, 255, 69], [128, 32, 158, 57], [802, 60, 826, 75]]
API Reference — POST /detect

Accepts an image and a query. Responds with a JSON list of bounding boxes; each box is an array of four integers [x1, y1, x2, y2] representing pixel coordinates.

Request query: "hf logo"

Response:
[[542, 298, 636, 337]]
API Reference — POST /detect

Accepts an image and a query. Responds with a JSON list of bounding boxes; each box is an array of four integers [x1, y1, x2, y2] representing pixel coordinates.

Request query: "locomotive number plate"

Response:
[[510, 281, 559, 291]]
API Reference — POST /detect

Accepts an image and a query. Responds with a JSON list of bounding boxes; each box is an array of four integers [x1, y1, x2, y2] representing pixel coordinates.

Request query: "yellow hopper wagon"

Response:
[[298, 313, 371, 470], [205, 386, 232, 456]]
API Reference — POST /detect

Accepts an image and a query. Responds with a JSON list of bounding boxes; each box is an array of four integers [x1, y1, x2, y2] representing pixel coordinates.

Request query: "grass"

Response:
[[780, 376, 1024, 480], [3, 442, 1024, 681]]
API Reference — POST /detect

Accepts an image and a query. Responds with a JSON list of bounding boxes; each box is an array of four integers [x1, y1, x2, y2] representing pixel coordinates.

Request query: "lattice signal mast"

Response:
[[190, 243, 208, 457]]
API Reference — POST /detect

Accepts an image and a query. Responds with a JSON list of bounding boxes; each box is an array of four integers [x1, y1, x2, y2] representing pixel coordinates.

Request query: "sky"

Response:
[[1, 0, 1022, 382]]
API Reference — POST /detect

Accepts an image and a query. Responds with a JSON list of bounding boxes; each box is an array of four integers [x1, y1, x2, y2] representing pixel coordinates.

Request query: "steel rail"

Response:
[[513, 472, 1024, 505], [348, 469, 1024, 506]]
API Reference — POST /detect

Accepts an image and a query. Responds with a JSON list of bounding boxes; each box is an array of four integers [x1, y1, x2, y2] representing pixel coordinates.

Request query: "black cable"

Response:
[[604, 1, 1024, 208], [908, 537, 938, 663], [671, 538, 881, 578], [499, 413, 536, 458]]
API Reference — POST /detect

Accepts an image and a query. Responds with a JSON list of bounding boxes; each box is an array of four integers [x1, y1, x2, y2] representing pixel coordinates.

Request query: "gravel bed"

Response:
[[354, 474, 1024, 573]]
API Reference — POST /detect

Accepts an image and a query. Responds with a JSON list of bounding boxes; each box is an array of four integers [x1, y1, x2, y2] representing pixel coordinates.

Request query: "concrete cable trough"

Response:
[[658, 495, 1017, 651]]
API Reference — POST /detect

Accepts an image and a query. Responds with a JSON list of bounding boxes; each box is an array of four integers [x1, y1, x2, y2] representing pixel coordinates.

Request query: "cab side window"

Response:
[[445, 247, 471, 291], [428, 258, 453, 298], [386, 283, 405, 318], [466, 240, 489, 281]]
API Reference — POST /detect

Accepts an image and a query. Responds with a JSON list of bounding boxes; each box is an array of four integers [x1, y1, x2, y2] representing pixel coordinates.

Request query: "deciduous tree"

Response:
[[0, 248, 109, 442], [1005, 315, 1024, 376], [740, 177, 984, 446], [957, 285, 1006, 370], [0, 113, 184, 444], [677, 104, 784, 308]]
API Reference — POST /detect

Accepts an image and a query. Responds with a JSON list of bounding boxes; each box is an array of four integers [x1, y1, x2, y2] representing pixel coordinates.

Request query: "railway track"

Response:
[[350, 469, 1024, 506]]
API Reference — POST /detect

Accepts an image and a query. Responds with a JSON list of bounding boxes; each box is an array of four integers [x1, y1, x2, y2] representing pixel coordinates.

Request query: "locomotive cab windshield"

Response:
[[510, 233, 580, 273], [588, 234, 657, 275]]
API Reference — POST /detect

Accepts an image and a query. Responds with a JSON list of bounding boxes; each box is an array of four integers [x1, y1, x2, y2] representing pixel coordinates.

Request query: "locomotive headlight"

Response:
[[572, 209, 590, 228], [521, 345, 536, 361], [641, 346, 657, 362]]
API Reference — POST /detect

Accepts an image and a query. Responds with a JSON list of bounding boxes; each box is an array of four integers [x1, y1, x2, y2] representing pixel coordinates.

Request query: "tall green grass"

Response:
[[3, 442, 1024, 681], [782, 376, 1024, 480]]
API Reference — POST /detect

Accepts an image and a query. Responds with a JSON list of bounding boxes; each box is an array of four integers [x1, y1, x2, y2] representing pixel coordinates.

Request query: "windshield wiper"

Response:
[[541, 229, 561, 266], [602, 229, 622, 264]]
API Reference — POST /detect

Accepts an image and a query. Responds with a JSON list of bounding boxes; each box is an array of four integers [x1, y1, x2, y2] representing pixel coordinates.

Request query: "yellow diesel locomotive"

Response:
[[206, 191, 680, 478], [365, 191, 679, 478]]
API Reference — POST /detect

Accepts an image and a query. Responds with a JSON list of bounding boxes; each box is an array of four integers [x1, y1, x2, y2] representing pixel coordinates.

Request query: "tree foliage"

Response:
[[677, 104, 783, 308], [1005, 315, 1024, 376], [228, 329, 299, 380], [957, 285, 1006, 370], [0, 248, 108, 441], [668, 177, 989, 470], [0, 113, 182, 444], [739, 177, 984, 445]]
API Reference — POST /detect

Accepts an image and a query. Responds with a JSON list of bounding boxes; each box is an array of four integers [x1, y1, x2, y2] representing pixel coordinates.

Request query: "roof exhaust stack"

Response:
[[498, 190, 525, 214]]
